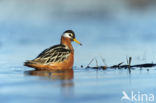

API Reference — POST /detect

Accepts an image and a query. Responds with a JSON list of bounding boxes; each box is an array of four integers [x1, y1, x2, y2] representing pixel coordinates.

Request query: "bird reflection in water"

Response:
[[25, 69, 74, 80], [25, 69, 74, 96]]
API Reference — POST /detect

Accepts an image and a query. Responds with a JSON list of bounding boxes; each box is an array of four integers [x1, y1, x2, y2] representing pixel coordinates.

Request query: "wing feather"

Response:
[[33, 44, 71, 64]]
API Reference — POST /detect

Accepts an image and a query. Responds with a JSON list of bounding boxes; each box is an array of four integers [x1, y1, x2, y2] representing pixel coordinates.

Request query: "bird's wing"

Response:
[[33, 44, 71, 64]]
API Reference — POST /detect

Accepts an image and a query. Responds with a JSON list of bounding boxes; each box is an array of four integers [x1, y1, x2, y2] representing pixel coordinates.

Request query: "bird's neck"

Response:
[[61, 37, 74, 52]]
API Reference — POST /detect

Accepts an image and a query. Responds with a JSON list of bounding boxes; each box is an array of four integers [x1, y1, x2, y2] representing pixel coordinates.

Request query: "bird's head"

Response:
[[62, 30, 82, 46]]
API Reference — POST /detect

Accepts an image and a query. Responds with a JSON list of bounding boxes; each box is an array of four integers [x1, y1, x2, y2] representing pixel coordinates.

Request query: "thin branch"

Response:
[[100, 56, 107, 66], [86, 58, 95, 68]]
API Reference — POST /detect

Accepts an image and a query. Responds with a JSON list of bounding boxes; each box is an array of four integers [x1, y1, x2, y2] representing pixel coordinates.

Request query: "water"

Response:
[[1, 1, 156, 103], [0, 65, 156, 103]]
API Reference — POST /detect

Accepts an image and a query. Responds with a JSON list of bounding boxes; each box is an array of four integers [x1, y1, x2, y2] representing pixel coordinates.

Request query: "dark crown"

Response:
[[64, 30, 75, 38]]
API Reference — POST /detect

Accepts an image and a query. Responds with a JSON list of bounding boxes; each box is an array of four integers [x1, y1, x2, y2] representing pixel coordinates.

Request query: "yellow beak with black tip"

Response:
[[73, 38, 82, 46]]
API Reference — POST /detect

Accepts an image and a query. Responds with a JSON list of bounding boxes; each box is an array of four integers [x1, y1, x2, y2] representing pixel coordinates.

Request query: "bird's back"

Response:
[[24, 44, 73, 70]]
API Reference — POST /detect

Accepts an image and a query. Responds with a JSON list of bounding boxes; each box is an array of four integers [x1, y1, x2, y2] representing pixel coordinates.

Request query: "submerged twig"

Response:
[[131, 63, 156, 68], [87, 63, 156, 70], [126, 56, 128, 65], [100, 56, 107, 66], [86, 58, 95, 68], [128, 57, 132, 74], [95, 58, 98, 68], [110, 62, 124, 68], [85, 56, 156, 70], [128, 57, 132, 68]]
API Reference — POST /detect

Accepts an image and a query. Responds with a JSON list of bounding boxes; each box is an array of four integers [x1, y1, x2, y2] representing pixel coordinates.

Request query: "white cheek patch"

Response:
[[63, 33, 71, 38]]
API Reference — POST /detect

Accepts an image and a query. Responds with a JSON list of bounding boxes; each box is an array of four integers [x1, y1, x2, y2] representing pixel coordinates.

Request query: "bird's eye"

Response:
[[69, 34, 72, 37]]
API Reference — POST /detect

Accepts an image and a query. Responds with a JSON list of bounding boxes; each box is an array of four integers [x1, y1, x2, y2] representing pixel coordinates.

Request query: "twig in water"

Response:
[[128, 57, 132, 74], [86, 58, 95, 68], [118, 62, 124, 68], [95, 58, 98, 68], [126, 56, 128, 65], [128, 57, 132, 69], [100, 56, 107, 66], [110, 62, 124, 68]]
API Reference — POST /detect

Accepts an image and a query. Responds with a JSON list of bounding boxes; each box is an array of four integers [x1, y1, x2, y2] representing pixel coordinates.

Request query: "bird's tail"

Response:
[[24, 60, 38, 68]]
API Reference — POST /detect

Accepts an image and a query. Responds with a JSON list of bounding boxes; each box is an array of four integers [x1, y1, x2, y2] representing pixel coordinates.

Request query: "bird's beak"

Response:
[[73, 38, 82, 46]]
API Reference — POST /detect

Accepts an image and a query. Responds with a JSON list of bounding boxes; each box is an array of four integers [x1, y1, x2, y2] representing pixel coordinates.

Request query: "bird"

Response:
[[24, 30, 82, 70]]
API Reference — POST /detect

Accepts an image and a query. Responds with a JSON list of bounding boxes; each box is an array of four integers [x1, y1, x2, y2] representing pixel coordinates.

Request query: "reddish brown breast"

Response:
[[58, 36, 74, 69]]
